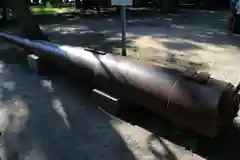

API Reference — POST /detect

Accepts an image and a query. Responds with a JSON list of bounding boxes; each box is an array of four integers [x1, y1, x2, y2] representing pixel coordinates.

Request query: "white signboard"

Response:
[[111, 0, 133, 6]]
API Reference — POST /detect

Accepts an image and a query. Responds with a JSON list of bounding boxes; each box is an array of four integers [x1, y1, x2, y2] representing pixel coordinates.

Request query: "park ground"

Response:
[[0, 9, 240, 160]]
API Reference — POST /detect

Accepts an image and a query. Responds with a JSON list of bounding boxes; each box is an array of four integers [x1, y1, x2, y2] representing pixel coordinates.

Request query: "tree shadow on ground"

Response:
[[36, 9, 240, 72], [4, 8, 238, 65], [125, 10, 240, 49], [1, 8, 239, 160], [0, 46, 137, 160], [147, 135, 178, 160], [0, 40, 238, 160], [117, 98, 240, 160], [43, 22, 135, 56]]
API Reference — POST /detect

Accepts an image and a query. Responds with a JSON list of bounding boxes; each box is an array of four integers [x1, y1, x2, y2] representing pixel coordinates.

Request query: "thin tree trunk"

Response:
[[1, 0, 7, 21], [6, 0, 48, 41], [42, 0, 48, 6], [2, 6, 7, 21], [161, 0, 178, 13], [75, 0, 82, 9]]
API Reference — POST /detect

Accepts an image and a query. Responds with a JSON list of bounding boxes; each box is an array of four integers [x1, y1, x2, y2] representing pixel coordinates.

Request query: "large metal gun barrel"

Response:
[[0, 32, 239, 137]]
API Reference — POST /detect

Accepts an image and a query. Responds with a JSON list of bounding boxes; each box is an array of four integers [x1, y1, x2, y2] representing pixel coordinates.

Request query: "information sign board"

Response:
[[111, 0, 133, 6]]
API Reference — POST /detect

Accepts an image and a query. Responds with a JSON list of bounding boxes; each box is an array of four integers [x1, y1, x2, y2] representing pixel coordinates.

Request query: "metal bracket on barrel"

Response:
[[92, 89, 122, 115]]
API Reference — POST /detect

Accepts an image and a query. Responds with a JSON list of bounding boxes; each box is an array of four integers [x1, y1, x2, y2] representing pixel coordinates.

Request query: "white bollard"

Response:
[[27, 54, 40, 73]]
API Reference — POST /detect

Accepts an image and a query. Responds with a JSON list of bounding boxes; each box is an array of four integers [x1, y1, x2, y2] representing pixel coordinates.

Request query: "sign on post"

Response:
[[111, 0, 133, 6], [111, 0, 133, 56]]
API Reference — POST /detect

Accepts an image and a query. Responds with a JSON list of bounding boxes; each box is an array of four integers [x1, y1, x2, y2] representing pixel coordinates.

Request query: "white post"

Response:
[[111, 0, 132, 57]]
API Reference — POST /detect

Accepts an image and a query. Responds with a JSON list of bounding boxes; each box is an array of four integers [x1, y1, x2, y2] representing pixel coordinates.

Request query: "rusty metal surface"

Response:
[[0, 32, 239, 137]]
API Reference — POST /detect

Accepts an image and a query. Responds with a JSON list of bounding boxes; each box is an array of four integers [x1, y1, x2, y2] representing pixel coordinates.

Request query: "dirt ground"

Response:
[[0, 9, 240, 160]]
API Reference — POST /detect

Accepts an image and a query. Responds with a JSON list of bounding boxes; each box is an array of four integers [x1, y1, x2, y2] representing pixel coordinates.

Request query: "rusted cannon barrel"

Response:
[[0, 32, 239, 137]]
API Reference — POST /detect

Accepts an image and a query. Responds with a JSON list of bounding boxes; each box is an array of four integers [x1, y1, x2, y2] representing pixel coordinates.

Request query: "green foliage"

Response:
[[30, 6, 75, 14]]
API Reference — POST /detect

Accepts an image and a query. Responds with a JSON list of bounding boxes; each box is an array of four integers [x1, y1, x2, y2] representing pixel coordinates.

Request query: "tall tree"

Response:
[[161, 0, 178, 12], [50, 0, 61, 7], [5, 0, 48, 40], [75, 0, 81, 9], [0, 0, 7, 21], [42, 0, 48, 6]]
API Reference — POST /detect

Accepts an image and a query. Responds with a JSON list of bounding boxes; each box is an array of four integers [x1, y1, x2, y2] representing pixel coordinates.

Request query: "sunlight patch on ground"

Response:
[[0, 98, 29, 135], [40, 80, 70, 129], [30, 7, 76, 15], [110, 118, 203, 160], [50, 26, 91, 34], [52, 98, 70, 129], [126, 26, 240, 72]]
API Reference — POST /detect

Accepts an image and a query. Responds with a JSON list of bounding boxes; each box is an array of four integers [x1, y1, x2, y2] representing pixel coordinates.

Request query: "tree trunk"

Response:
[[205, 0, 216, 8], [75, 0, 82, 9], [1, 0, 7, 21], [116, 6, 121, 14], [33, 0, 39, 5], [42, 0, 48, 6], [6, 0, 48, 41], [161, 0, 178, 13], [50, 0, 61, 7], [1, 5, 7, 21]]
